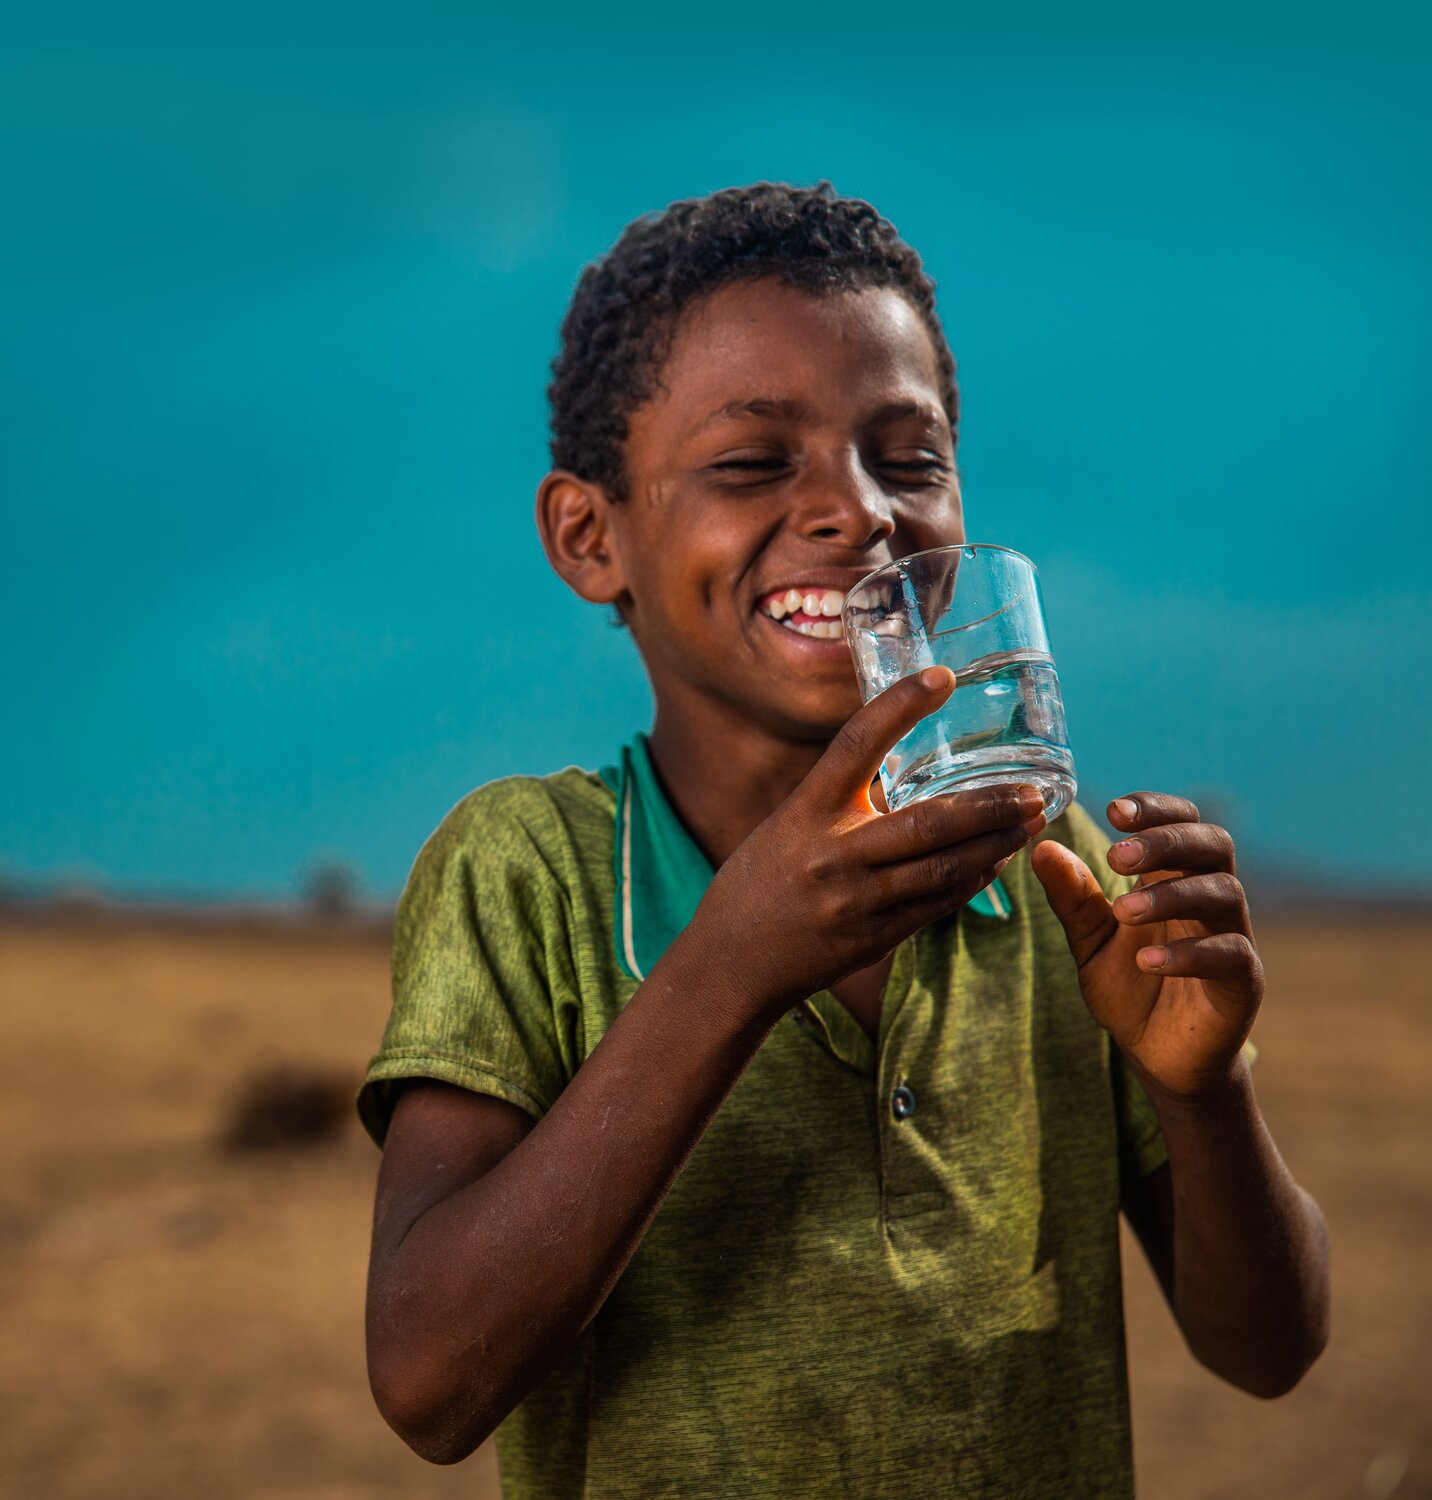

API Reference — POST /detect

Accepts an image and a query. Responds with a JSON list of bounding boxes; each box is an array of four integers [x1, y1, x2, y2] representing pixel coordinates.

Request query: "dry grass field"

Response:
[[1, 908, 1427, 1499]]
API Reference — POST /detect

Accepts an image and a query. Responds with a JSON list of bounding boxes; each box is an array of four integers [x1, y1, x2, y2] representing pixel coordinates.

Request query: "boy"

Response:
[[359, 184, 1329, 1498]]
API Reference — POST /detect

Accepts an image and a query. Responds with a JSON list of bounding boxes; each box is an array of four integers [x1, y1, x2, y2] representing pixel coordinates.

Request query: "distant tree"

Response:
[[304, 858, 360, 921]]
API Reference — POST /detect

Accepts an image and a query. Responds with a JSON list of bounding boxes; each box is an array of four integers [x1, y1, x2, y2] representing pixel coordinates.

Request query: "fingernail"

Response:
[[918, 667, 952, 692], [1022, 812, 1046, 836], [1018, 787, 1044, 818], [1114, 838, 1144, 867], [1120, 891, 1151, 916], [1140, 945, 1169, 969], [1114, 798, 1139, 822]]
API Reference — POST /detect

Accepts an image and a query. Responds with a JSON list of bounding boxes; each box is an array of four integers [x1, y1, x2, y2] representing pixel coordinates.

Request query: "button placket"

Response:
[[877, 938, 945, 1226]]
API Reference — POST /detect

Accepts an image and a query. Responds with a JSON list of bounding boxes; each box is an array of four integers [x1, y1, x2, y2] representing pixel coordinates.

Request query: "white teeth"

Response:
[[776, 618, 845, 639], [762, 586, 852, 627]]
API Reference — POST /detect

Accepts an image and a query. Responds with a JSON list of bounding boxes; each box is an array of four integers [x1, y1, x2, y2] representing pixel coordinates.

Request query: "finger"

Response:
[[853, 782, 1044, 866], [1112, 871, 1251, 935], [1135, 932, 1264, 995], [871, 823, 1032, 905], [1029, 839, 1117, 966], [883, 856, 1017, 934], [805, 668, 954, 807], [1108, 791, 1201, 830], [1108, 822, 1237, 878]]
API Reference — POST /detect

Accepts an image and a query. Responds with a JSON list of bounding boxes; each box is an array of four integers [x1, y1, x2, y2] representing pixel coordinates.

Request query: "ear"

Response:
[[535, 470, 628, 608]]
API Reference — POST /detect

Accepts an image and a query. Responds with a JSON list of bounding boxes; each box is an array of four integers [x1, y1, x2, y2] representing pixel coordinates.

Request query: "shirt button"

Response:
[[891, 1083, 917, 1121]]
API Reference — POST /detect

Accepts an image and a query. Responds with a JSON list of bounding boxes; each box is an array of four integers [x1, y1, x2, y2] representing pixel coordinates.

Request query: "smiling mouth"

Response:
[[758, 586, 847, 640]]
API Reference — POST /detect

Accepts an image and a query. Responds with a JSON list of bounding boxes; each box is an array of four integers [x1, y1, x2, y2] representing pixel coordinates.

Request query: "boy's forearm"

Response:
[[1137, 1055, 1330, 1397], [370, 922, 782, 1462]]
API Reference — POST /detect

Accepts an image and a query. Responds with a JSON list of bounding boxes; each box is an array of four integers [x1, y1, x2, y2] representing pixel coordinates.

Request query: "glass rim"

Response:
[[844, 542, 1037, 609]]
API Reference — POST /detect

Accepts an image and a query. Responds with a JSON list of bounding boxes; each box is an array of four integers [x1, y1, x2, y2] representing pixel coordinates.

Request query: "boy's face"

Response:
[[607, 277, 963, 742]]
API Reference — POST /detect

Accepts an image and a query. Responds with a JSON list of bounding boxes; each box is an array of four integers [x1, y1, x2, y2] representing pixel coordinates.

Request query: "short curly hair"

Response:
[[547, 182, 958, 499]]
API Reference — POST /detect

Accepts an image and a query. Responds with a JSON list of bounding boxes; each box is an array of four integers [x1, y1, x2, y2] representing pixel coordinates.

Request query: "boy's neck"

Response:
[[646, 701, 829, 871]]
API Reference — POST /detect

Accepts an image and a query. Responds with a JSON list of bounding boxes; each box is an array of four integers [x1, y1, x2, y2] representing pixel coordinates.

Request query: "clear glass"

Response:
[[843, 543, 1077, 819]]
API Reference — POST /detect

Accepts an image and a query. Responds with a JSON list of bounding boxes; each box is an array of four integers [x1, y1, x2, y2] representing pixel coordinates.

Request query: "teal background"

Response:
[[4, 2, 1429, 898]]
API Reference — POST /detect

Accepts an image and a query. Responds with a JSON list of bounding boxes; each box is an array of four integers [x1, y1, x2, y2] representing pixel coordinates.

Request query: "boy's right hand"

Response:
[[686, 666, 1045, 1020]]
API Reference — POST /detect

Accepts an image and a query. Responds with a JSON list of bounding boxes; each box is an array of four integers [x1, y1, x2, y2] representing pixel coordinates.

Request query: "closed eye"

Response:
[[704, 455, 794, 488], [881, 457, 950, 483]]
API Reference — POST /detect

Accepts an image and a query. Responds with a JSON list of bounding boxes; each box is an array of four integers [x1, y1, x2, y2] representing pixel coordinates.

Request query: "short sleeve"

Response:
[[1052, 802, 1169, 1183], [357, 782, 580, 1147]]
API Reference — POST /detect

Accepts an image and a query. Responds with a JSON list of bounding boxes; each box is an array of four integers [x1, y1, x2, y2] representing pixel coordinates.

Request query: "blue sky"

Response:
[[3, 2, 1429, 898]]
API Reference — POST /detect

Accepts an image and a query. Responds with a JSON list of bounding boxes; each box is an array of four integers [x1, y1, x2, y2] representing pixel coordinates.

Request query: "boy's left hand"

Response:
[[1030, 793, 1263, 1099]]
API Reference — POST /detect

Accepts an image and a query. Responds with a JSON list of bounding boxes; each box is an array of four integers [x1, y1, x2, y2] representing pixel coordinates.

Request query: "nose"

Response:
[[795, 452, 895, 550]]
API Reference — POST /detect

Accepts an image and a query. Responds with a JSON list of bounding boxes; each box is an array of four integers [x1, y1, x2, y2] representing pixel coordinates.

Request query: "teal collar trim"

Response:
[[600, 732, 1012, 983], [599, 735, 713, 982]]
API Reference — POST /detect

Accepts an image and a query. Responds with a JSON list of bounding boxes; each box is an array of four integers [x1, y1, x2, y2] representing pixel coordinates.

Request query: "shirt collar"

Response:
[[600, 732, 1013, 984]]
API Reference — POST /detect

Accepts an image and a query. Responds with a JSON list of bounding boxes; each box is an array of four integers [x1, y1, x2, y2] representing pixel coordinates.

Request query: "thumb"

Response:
[[805, 666, 955, 809], [1030, 839, 1117, 967]]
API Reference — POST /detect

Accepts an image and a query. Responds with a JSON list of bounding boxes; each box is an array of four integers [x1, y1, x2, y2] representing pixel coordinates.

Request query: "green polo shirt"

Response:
[[359, 739, 1166, 1499]]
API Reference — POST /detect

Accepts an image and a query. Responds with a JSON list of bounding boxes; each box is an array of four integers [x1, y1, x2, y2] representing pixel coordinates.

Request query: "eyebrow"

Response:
[[689, 397, 809, 437], [865, 400, 949, 433], [688, 396, 949, 439]]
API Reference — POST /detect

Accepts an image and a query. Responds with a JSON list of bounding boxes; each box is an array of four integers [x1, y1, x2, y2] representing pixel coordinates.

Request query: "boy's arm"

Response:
[[1032, 794, 1330, 1398], [366, 668, 1046, 1464], [365, 932, 784, 1465], [1120, 1063, 1329, 1397]]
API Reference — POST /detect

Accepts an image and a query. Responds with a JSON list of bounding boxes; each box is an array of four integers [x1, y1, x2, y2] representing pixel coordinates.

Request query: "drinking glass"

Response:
[[842, 544, 1076, 819]]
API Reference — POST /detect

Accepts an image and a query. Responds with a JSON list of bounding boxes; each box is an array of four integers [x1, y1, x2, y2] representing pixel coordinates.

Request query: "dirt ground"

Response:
[[0, 910, 1427, 1499]]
